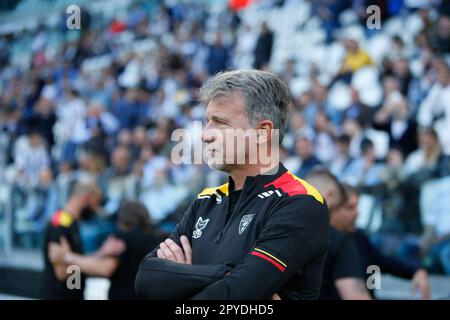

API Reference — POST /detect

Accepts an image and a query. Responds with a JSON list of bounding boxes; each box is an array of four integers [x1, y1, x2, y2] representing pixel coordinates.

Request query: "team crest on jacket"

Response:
[[239, 214, 255, 235], [193, 217, 210, 239]]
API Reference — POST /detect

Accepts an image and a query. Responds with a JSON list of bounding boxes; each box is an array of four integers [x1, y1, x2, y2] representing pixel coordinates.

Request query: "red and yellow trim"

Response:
[[251, 248, 287, 272], [51, 209, 73, 228], [264, 171, 324, 204]]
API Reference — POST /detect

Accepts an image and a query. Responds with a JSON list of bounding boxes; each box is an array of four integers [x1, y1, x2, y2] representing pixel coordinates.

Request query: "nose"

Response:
[[202, 124, 215, 144]]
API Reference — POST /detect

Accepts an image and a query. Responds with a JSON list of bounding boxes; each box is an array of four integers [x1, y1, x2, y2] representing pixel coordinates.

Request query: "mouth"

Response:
[[207, 149, 217, 157]]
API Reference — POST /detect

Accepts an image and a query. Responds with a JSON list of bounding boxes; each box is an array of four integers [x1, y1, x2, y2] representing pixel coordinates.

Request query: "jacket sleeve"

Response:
[[135, 257, 231, 299], [191, 196, 329, 300], [356, 231, 416, 279], [145, 201, 197, 258]]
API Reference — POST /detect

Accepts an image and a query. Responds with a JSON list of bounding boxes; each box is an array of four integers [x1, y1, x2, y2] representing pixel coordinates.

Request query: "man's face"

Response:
[[332, 193, 359, 233], [202, 93, 253, 172], [418, 131, 437, 152], [112, 148, 130, 172], [295, 138, 311, 160]]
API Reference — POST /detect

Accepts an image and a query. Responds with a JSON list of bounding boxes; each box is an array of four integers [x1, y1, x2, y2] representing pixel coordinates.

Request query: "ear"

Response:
[[256, 120, 275, 144]]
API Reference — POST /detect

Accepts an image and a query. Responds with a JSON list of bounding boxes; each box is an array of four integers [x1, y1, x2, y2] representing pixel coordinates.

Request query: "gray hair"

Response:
[[199, 70, 290, 142]]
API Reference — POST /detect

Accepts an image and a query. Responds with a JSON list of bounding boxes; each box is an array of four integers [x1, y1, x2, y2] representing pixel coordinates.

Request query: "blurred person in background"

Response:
[[42, 181, 101, 299], [293, 134, 322, 178], [337, 183, 431, 299], [25, 97, 57, 149], [48, 200, 162, 299], [101, 145, 134, 214], [313, 111, 337, 165], [331, 36, 373, 85], [306, 169, 371, 300], [207, 32, 231, 75], [304, 85, 341, 127], [401, 127, 448, 233], [342, 138, 386, 187], [253, 21, 273, 70], [54, 89, 87, 164], [14, 130, 50, 190], [139, 166, 189, 226], [344, 87, 373, 128], [373, 93, 418, 157], [330, 134, 353, 180], [417, 58, 450, 155]]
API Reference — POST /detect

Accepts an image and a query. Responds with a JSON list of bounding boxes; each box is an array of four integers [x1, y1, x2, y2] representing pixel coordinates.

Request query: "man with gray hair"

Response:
[[136, 70, 329, 299]]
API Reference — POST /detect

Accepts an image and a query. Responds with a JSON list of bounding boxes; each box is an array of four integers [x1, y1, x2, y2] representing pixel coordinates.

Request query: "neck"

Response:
[[65, 199, 81, 220], [229, 161, 279, 191], [330, 218, 344, 233]]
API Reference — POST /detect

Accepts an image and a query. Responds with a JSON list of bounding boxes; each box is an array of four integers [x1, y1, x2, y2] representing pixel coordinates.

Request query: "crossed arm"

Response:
[[48, 235, 125, 279], [135, 197, 329, 300]]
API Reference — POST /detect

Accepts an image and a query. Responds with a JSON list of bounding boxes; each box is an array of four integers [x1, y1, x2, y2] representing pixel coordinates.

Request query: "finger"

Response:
[[160, 242, 176, 262], [422, 285, 430, 300], [165, 239, 185, 263], [412, 282, 420, 297], [60, 236, 70, 250], [180, 235, 192, 264], [271, 293, 281, 300], [157, 248, 166, 259]]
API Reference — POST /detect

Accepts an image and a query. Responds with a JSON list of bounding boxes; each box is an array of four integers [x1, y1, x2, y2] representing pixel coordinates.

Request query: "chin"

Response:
[[207, 161, 224, 171]]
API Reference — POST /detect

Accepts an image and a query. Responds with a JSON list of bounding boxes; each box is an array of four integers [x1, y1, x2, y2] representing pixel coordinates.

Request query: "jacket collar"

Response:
[[227, 163, 288, 193]]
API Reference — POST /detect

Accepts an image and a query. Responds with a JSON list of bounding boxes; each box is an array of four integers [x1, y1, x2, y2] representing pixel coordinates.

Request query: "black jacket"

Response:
[[135, 164, 329, 300]]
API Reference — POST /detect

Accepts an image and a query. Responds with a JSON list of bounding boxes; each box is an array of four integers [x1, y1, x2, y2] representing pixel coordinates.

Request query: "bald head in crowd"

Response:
[[68, 181, 102, 219], [305, 168, 346, 212]]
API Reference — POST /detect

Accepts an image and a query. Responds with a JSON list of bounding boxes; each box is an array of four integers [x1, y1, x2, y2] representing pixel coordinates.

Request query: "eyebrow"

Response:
[[204, 115, 229, 124]]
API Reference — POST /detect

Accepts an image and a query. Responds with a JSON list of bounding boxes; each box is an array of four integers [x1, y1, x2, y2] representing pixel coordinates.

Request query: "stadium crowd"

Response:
[[1, 0, 450, 298]]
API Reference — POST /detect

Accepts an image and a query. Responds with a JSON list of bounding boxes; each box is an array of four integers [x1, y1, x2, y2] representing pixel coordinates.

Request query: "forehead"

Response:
[[205, 93, 247, 118]]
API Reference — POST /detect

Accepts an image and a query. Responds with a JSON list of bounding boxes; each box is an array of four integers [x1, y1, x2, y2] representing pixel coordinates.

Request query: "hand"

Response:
[[157, 235, 192, 264], [97, 235, 126, 257], [48, 236, 71, 264], [271, 293, 281, 300], [412, 268, 430, 300]]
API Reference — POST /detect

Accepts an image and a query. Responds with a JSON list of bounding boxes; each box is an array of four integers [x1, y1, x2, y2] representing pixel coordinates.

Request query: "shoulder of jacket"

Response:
[[265, 171, 324, 205], [51, 209, 73, 228], [196, 183, 229, 200]]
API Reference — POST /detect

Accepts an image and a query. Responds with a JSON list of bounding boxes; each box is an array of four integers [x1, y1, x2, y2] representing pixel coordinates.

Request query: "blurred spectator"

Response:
[[48, 200, 162, 299], [306, 169, 371, 300], [293, 134, 322, 178], [313, 111, 337, 164], [43, 182, 102, 299], [417, 58, 450, 155], [304, 85, 341, 127], [253, 22, 273, 70], [401, 128, 448, 233], [14, 131, 50, 189], [430, 14, 450, 54], [140, 167, 189, 224], [332, 36, 373, 84], [344, 87, 373, 127], [26, 97, 57, 149], [330, 134, 353, 180], [207, 32, 231, 75], [340, 184, 431, 299], [343, 138, 386, 187], [373, 92, 418, 157]]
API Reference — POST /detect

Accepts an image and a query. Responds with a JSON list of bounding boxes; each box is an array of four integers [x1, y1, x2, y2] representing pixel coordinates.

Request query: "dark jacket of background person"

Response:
[[351, 229, 418, 298], [253, 23, 273, 69], [320, 226, 365, 300], [108, 228, 160, 299], [108, 201, 162, 299], [42, 210, 85, 300], [207, 34, 230, 75], [373, 119, 418, 157]]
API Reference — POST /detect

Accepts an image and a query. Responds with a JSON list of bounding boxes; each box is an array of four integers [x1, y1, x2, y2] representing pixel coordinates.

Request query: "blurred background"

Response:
[[0, 0, 450, 299]]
